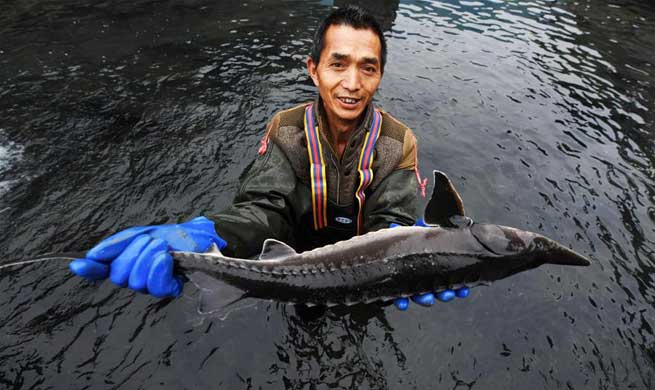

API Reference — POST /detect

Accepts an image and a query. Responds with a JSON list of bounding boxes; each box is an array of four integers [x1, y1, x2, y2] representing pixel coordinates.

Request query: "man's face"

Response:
[[307, 24, 382, 126]]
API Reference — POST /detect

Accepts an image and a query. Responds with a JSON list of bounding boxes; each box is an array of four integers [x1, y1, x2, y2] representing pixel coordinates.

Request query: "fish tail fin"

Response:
[[0, 253, 85, 271]]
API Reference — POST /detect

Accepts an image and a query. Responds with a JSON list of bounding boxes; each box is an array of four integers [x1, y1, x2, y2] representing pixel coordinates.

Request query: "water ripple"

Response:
[[0, 0, 654, 388]]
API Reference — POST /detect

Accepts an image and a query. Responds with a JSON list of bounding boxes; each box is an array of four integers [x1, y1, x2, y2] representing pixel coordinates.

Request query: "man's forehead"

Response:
[[321, 24, 382, 61]]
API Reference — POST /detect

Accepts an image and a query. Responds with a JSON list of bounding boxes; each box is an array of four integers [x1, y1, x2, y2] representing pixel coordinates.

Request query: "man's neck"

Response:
[[322, 106, 366, 159]]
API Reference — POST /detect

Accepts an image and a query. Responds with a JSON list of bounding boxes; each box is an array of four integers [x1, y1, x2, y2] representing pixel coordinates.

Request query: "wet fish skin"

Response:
[[172, 222, 590, 306]]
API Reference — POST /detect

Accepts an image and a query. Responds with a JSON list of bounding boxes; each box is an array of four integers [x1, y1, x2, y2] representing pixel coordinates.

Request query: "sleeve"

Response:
[[207, 142, 305, 259], [363, 128, 421, 232]]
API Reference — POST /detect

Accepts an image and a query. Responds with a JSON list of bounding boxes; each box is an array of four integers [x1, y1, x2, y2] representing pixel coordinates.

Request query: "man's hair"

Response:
[[310, 5, 387, 72]]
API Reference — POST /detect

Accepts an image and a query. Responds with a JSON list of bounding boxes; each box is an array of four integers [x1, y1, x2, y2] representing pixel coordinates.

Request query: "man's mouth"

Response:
[[338, 97, 361, 105]]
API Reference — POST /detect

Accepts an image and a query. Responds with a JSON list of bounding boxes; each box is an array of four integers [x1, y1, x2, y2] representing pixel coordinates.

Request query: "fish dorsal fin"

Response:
[[424, 170, 466, 227], [259, 239, 297, 260]]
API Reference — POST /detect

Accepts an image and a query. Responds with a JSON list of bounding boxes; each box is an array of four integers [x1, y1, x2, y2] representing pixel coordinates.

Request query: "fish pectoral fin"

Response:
[[187, 271, 250, 315], [424, 170, 467, 227], [258, 239, 297, 260]]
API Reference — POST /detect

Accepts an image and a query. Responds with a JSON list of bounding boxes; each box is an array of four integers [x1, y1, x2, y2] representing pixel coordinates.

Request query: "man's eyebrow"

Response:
[[328, 53, 379, 66], [361, 56, 380, 66], [329, 52, 350, 61]]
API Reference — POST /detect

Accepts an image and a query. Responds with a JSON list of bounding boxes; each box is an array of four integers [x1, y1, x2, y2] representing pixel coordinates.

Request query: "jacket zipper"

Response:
[[329, 153, 342, 205], [317, 110, 363, 207]]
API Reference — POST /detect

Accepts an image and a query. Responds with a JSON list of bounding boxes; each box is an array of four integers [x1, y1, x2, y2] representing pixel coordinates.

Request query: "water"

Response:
[[0, 129, 24, 198], [1, 0, 653, 388]]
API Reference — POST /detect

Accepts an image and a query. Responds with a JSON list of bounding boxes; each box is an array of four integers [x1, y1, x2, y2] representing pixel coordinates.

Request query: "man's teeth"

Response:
[[341, 98, 358, 104]]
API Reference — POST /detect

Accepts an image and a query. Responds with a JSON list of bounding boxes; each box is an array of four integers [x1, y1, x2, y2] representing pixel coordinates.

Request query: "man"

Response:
[[70, 6, 468, 310]]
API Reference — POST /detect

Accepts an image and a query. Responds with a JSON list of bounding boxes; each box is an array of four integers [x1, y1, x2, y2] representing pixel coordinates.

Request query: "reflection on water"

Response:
[[0, 0, 653, 388], [0, 129, 24, 197]]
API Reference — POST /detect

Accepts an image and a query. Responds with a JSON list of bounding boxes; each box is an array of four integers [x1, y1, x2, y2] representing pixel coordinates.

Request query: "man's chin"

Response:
[[334, 107, 365, 122]]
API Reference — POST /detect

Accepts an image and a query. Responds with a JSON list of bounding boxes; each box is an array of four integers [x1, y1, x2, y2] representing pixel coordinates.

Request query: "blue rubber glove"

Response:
[[389, 219, 469, 311], [69, 216, 227, 298]]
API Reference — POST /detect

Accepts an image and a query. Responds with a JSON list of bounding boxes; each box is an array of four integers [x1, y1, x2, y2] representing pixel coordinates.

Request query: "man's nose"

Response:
[[341, 67, 361, 91]]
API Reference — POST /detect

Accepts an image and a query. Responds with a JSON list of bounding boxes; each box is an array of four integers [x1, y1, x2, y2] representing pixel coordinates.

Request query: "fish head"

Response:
[[470, 223, 591, 266]]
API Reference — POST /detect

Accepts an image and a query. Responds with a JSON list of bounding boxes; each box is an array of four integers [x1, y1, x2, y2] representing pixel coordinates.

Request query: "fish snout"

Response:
[[470, 223, 591, 267], [533, 237, 591, 266]]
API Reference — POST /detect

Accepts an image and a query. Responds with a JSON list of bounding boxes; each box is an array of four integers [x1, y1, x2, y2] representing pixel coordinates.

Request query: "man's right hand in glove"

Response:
[[69, 216, 226, 298]]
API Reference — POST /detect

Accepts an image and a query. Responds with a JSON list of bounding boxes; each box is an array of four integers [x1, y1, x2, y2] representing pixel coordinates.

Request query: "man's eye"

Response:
[[331, 63, 344, 68], [363, 66, 377, 73]]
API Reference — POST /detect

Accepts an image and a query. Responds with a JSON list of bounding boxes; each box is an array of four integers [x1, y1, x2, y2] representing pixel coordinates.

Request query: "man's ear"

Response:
[[306, 56, 319, 87]]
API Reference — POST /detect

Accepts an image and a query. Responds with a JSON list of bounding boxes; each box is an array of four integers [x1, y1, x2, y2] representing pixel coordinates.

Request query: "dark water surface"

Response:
[[1, 0, 654, 388]]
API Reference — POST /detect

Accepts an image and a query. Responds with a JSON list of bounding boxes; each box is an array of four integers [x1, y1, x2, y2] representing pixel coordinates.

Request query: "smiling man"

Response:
[[70, 6, 468, 310], [212, 6, 425, 254]]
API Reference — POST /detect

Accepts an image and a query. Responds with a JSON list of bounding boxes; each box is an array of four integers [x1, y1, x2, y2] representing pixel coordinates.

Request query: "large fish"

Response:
[[0, 171, 590, 312], [174, 171, 590, 310]]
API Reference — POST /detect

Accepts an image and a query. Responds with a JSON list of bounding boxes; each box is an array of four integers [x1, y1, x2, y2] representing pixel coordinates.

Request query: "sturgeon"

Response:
[[0, 171, 590, 311], [173, 170, 591, 310]]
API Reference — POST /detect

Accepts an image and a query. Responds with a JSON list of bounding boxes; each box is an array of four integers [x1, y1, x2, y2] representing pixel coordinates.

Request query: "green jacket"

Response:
[[209, 99, 420, 259]]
